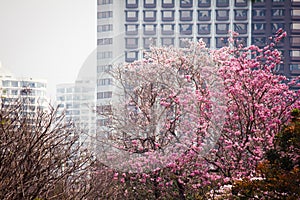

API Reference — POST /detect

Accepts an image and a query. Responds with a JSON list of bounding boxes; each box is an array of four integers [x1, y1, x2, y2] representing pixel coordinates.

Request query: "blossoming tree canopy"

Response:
[[98, 39, 227, 173], [95, 30, 300, 199]]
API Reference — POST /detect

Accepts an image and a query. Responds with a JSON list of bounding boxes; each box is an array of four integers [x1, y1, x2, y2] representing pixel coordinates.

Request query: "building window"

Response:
[[290, 64, 300, 76], [125, 51, 139, 62], [290, 63, 300, 71], [216, 23, 229, 34], [198, 10, 211, 21], [126, 11, 138, 22], [143, 24, 156, 35], [180, 24, 193, 35], [97, 78, 113, 86], [125, 24, 139, 35], [180, 10, 193, 21], [98, 38, 113, 45], [73, 104, 80, 109], [180, 0, 193, 8], [291, 22, 300, 31], [125, 38, 139, 49], [290, 37, 300, 46], [73, 110, 80, 115], [97, 105, 112, 114], [235, 0, 247, 6], [236, 37, 248, 46], [143, 11, 157, 22], [97, 24, 113, 32], [272, 9, 285, 17], [161, 24, 175, 35], [161, 10, 175, 21], [272, 23, 285, 33], [97, 11, 113, 19], [253, 9, 266, 20], [216, 37, 228, 48], [252, 23, 266, 33], [252, 37, 266, 46], [290, 50, 300, 57], [198, 24, 210, 34], [2, 80, 10, 87], [162, 0, 174, 8], [179, 37, 193, 48], [21, 81, 35, 88], [216, 0, 229, 7], [97, 65, 113, 73], [144, 0, 156, 8], [57, 88, 64, 93], [234, 23, 247, 34], [234, 9, 247, 20], [274, 64, 284, 72], [74, 87, 81, 93], [126, 0, 138, 8], [98, 118, 111, 126], [66, 88, 73, 93], [37, 82, 46, 88], [291, 9, 300, 17], [11, 90, 18, 95], [143, 37, 157, 49], [66, 95, 72, 101], [97, 51, 112, 59], [11, 81, 18, 87], [198, 0, 211, 7], [98, 0, 113, 5], [57, 96, 65, 101], [216, 10, 229, 21], [161, 38, 174, 46], [97, 91, 112, 99]]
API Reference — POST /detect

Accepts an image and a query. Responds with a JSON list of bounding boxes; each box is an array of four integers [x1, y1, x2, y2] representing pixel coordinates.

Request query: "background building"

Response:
[[251, 0, 300, 80], [96, 0, 300, 136], [0, 62, 48, 115], [96, 0, 252, 136], [56, 52, 97, 151], [56, 81, 96, 151]]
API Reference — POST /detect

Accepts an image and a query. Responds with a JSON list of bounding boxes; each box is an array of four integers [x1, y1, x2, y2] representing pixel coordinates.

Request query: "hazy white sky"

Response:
[[0, 0, 96, 99]]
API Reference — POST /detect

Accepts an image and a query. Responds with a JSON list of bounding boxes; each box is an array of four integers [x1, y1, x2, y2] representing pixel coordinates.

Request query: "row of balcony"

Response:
[[125, 10, 248, 23], [125, 0, 248, 9]]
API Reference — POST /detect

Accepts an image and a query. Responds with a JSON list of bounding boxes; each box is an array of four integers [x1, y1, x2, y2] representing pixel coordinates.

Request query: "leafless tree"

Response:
[[0, 98, 94, 200]]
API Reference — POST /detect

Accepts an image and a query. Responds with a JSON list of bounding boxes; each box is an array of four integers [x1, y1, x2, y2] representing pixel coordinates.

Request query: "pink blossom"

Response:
[[98, 30, 300, 197]]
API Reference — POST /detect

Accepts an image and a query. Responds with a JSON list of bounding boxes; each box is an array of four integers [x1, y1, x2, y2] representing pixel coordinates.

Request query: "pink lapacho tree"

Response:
[[96, 30, 300, 199]]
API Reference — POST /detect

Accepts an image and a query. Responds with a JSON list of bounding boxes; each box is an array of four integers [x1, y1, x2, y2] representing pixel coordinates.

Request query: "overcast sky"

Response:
[[0, 0, 96, 99]]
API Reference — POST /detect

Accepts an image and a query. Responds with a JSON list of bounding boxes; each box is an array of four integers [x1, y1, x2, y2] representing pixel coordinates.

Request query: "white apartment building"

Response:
[[56, 81, 96, 151], [56, 52, 97, 151], [0, 62, 48, 114]]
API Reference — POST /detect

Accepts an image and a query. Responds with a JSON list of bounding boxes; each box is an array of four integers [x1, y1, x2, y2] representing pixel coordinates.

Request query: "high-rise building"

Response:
[[56, 80, 96, 151], [96, 0, 252, 135], [56, 83, 78, 120], [97, 0, 300, 135], [56, 53, 97, 151], [251, 0, 300, 80], [0, 62, 48, 114]]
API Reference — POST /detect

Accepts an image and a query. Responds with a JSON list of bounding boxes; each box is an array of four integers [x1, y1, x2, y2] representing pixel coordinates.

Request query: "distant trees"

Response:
[[94, 30, 300, 199], [0, 98, 94, 199]]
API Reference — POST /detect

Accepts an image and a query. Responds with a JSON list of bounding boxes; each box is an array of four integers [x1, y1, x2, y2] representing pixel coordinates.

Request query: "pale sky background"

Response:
[[0, 0, 96, 100]]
